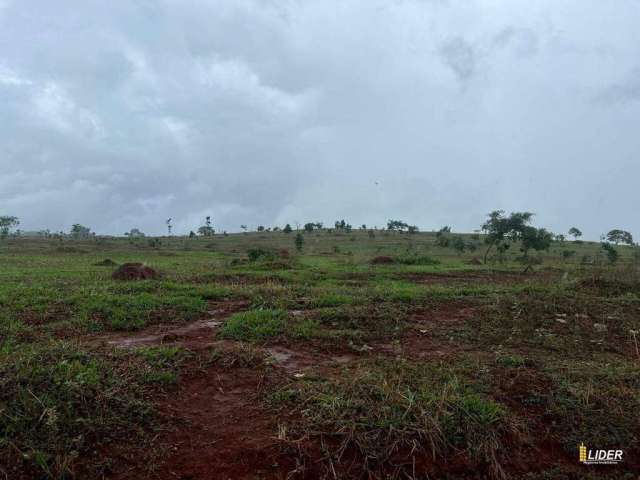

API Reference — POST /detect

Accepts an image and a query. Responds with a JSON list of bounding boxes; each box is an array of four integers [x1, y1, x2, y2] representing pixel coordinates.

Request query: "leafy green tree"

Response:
[[304, 223, 315, 233], [606, 229, 633, 245], [568, 227, 582, 240], [294, 233, 304, 252], [387, 220, 409, 232], [481, 210, 535, 263], [520, 226, 553, 257], [283, 224, 293, 234], [0, 216, 19, 238]]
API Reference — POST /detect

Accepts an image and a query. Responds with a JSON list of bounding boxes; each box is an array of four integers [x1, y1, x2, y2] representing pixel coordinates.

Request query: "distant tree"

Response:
[[189, 231, 196, 238], [435, 226, 451, 247], [304, 223, 315, 233], [240, 225, 248, 234], [283, 224, 293, 234], [198, 216, 215, 236], [70, 224, 92, 239], [368, 229, 375, 239], [334, 219, 352, 232], [606, 229, 633, 246], [387, 220, 409, 232], [166, 218, 173, 236], [554, 234, 565, 243], [407, 225, 419, 234], [451, 236, 466, 254], [361, 224, 367, 230], [568, 227, 582, 241], [125, 228, 145, 238], [481, 210, 535, 263], [294, 232, 304, 252], [273, 226, 280, 232], [0, 216, 19, 238], [520, 226, 553, 257], [257, 225, 265, 232], [601, 242, 619, 264]]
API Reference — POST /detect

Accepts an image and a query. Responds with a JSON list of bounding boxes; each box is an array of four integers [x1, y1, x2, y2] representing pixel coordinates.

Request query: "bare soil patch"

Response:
[[98, 300, 248, 350], [359, 302, 480, 359], [110, 366, 302, 480]]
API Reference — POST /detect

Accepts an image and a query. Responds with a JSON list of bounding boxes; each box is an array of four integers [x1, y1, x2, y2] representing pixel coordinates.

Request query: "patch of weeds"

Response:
[[395, 254, 440, 266], [288, 318, 320, 339], [496, 354, 529, 368], [311, 292, 353, 308], [544, 357, 640, 456], [312, 303, 408, 340], [80, 293, 206, 331], [273, 358, 515, 479], [208, 343, 265, 368], [0, 340, 151, 478], [219, 309, 287, 342], [373, 280, 424, 303]]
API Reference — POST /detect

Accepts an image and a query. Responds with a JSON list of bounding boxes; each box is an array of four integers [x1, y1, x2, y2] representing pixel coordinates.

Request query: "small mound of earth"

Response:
[[467, 257, 483, 265], [94, 258, 118, 267], [112, 262, 159, 280], [371, 255, 395, 264]]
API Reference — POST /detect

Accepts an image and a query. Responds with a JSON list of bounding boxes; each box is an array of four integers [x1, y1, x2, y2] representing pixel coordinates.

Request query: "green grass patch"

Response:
[[219, 309, 287, 342]]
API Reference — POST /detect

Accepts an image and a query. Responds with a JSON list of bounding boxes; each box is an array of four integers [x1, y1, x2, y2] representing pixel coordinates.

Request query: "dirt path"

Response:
[[112, 366, 298, 480]]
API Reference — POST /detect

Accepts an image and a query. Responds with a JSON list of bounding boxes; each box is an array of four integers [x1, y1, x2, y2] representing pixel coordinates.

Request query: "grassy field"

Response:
[[1, 230, 639, 479]]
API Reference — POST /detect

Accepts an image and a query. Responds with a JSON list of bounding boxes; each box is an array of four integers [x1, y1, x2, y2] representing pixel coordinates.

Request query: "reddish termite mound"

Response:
[[111, 262, 159, 280]]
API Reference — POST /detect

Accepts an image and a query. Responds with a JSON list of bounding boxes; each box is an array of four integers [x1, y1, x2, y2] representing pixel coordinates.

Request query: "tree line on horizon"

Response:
[[1, 212, 636, 264]]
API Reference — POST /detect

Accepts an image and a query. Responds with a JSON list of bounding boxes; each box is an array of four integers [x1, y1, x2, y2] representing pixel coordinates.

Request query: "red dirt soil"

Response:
[[110, 367, 305, 480]]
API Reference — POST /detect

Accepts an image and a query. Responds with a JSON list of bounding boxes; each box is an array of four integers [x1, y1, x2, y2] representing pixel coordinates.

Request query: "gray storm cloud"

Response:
[[1, 0, 639, 239]]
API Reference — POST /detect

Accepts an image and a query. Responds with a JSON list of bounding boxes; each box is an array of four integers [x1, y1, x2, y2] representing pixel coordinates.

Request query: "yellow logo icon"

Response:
[[579, 443, 587, 462]]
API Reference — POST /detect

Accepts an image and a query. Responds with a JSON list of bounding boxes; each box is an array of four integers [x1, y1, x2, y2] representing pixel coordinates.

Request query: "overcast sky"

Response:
[[1, 1, 638, 238]]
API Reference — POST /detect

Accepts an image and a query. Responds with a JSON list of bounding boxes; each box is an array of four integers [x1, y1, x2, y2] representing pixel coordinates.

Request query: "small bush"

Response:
[[395, 254, 440, 266], [247, 248, 274, 262]]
